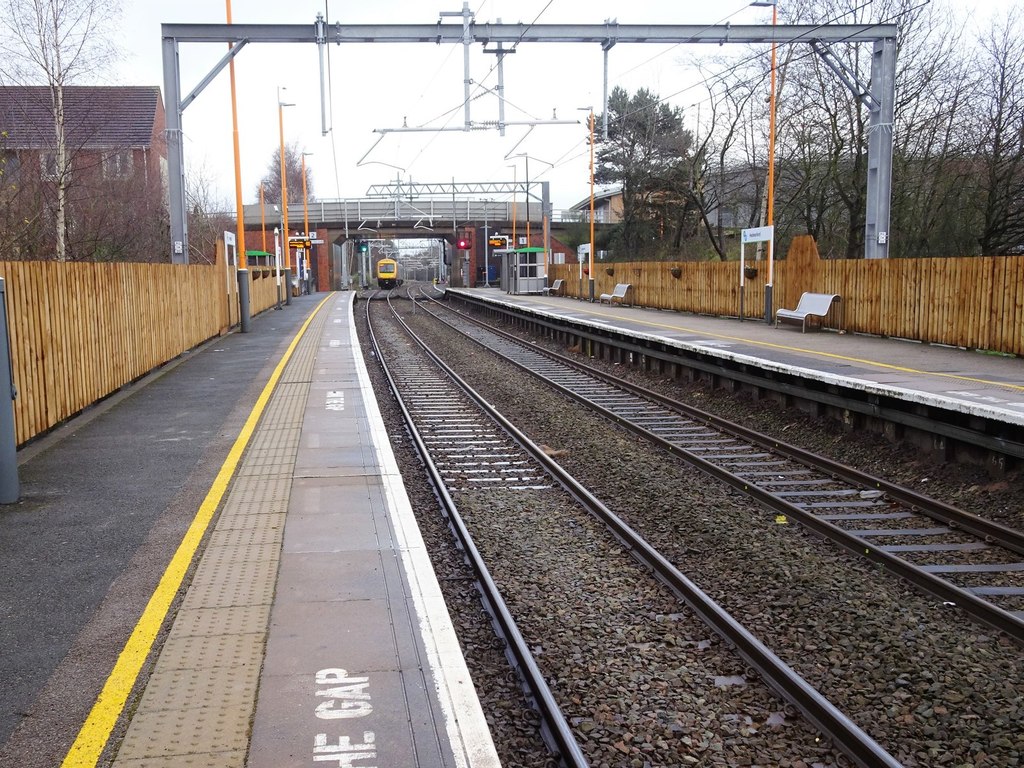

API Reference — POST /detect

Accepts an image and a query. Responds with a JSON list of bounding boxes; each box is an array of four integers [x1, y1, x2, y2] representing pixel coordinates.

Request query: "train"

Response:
[[376, 257, 402, 289]]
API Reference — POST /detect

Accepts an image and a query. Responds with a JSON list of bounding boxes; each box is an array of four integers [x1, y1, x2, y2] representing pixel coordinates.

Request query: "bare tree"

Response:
[[256, 142, 314, 206], [0, 0, 121, 260], [186, 166, 234, 265], [972, 9, 1024, 255], [685, 61, 761, 259]]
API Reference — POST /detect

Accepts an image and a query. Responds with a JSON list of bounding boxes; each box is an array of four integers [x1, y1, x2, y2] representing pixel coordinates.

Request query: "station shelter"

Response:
[[500, 247, 548, 294]]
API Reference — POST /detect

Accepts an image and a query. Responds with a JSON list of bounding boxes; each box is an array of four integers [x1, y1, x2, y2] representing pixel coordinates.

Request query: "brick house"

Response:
[[0, 85, 168, 260]]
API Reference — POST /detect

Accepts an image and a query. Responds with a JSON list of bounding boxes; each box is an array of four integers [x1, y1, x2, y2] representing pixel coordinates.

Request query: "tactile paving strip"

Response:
[[110, 300, 332, 767]]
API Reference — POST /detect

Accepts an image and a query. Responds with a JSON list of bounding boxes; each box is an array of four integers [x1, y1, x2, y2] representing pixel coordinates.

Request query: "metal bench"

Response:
[[775, 292, 842, 332], [599, 283, 632, 306], [542, 278, 565, 296]]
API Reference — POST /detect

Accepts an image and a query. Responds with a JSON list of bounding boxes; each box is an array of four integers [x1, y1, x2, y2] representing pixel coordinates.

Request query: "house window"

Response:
[[103, 150, 133, 179], [40, 151, 58, 180]]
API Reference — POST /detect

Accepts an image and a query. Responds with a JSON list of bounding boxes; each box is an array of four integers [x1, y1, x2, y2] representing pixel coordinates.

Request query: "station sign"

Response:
[[741, 226, 774, 244]]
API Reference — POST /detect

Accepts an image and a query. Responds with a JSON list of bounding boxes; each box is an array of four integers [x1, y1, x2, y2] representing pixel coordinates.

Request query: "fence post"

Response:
[[0, 277, 19, 503]]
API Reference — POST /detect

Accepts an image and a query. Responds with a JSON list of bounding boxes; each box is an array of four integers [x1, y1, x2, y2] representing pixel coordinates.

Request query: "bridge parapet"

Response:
[[242, 198, 608, 232]]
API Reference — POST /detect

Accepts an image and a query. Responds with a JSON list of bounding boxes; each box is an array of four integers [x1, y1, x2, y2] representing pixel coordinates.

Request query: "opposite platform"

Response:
[[109, 292, 498, 767], [449, 287, 1024, 429]]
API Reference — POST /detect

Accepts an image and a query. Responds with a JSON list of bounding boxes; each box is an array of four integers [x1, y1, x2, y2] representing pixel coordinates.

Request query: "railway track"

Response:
[[365, 288, 902, 767], [414, 288, 1024, 643]]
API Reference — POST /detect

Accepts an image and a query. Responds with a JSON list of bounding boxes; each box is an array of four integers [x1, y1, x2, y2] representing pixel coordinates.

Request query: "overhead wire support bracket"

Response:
[[180, 39, 248, 112], [810, 40, 878, 111]]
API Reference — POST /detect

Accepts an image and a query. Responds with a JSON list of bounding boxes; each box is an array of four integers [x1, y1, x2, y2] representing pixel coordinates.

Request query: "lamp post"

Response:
[[259, 182, 267, 254], [510, 152, 554, 284], [506, 164, 518, 248], [225, 0, 250, 332], [278, 86, 294, 304], [482, 199, 491, 287], [301, 151, 313, 295], [579, 106, 596, 301], [511, 154, 532, 245], [752, 0, 778, 322]]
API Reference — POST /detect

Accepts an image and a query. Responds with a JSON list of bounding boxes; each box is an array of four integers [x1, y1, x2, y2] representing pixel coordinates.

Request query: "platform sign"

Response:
[[739, 226, 775, 324], [741, 226, 773, 244]]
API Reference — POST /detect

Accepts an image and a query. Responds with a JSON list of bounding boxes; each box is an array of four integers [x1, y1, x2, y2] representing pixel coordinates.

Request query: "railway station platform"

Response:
[[4, 283, 1022, 767], [1, 291, 498, 768], [447, 287, 1024, 430]]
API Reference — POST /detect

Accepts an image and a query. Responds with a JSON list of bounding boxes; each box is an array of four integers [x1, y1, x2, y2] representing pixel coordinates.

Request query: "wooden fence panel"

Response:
[[550, 249, 1024, 356], [0, 261, 228, 445]]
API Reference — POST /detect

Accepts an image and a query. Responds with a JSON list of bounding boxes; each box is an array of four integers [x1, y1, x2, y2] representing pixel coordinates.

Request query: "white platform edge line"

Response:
[[344, 293, 502, 768]]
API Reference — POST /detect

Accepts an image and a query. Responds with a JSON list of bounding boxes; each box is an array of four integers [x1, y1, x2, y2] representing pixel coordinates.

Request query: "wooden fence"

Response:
[[4, 236, 1020, 447], [1, 242, 284, 446], [550, 236, 1024, 357]]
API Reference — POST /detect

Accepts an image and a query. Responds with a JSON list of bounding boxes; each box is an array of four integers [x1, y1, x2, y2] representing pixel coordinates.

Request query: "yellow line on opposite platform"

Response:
[[572, 306, 1024, 394], [61, 295, 333, 768]]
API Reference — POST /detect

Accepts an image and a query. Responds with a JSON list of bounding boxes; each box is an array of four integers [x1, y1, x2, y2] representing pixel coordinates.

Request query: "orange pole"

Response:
[[226, 0, 246, 269], [766, 1, 777, 284], [301, 154, 310, 238]]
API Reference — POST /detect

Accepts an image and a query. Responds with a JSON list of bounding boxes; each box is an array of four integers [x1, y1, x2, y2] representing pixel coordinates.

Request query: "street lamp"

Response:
[[510, 153, 532, 245], [259, 182, 267, 254], [578, 106, 596, 301], [301, 151, 313, 295], [277, 86, 294, 301], [482, 199, 491, 287], [226, 0, 246, 274], [752, 0, 778, 321], [506, 163, 518, 248]]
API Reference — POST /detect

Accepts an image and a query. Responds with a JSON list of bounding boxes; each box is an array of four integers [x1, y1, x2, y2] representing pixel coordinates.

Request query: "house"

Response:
[[0, 85, 168, 260], [568, 187, 624, 225]]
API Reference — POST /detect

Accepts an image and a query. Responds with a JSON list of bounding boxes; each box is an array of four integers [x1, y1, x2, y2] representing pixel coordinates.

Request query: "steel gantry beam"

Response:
[[162, 19, 897, 262]]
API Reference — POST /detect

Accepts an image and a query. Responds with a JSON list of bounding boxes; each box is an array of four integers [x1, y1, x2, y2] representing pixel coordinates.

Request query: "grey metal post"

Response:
[[162, 36, 189, 263], [865, 37, 896, 259], [483, 201, 490, 287], [284, 268, 293, 305], [0, 278, 19, 503], [541, 181, 551, 271], [237, 269, 251, 332]]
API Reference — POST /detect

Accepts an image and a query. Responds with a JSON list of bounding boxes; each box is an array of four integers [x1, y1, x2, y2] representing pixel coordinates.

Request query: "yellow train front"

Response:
[[376, 258, 401, 289]]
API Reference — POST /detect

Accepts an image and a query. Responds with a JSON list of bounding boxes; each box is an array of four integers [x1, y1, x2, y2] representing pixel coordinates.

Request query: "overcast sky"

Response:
[[113, 0, 1013, 213]]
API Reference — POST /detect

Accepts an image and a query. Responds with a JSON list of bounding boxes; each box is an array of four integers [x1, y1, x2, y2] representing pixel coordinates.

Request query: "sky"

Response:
[[112, 0, 1014, 214]]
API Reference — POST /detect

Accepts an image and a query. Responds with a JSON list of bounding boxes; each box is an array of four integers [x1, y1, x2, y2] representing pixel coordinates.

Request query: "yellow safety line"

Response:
[[62, 294, 333, 768], [575, 307, 1024, 394]]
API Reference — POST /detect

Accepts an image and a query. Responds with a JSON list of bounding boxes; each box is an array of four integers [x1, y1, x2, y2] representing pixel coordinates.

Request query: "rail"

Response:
[[430, 292, 1024, 644], [418, 289, 905, 767]]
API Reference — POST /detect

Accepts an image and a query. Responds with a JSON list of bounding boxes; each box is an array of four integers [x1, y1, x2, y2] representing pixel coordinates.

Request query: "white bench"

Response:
[[543, 278, 565, 296], [599, 283, 632, 306], [775, 292, 842, 332]]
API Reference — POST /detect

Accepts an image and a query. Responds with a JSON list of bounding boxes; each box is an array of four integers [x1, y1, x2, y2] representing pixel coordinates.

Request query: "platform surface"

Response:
[[452, 287, 1024, 427], [109, 292, 498, 767]]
